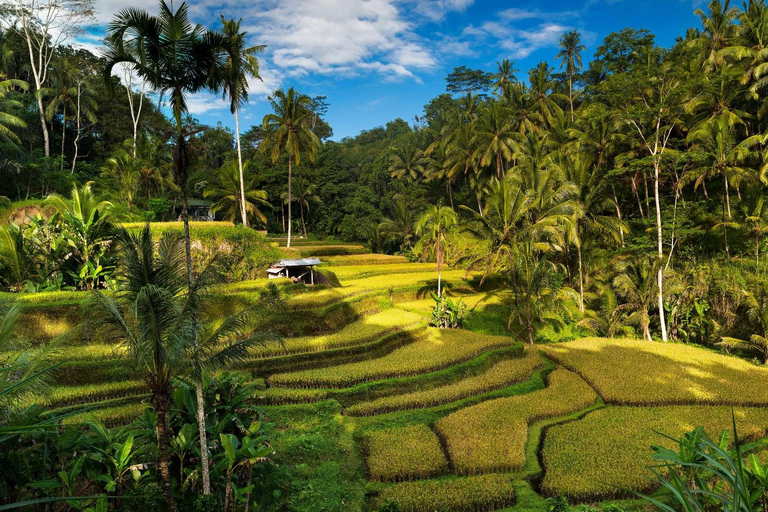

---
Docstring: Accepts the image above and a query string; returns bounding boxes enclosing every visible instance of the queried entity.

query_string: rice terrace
[5,0,768,511]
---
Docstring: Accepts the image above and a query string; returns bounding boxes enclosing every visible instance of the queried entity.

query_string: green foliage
[429,292,466,328]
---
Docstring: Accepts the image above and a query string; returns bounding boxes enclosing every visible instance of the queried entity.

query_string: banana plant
[217,422,273,512]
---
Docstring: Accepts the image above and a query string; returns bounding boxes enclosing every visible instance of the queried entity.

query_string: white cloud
[411,0,474,22]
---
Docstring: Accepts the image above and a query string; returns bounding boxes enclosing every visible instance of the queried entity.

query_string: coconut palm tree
[39,68,76,172]
[282,176,320,237]
[205,159,271,226]
[219,16,266,228]
[744,193,768,266]
[720,279,768,363]
[555,152,627,311]
[379,199,417,251]
[103,1,230,495]
[491,59,518,97]
[472,102,517,178]
[260,87,320,248]
[0,78,28,150]
[613,258,659,341]
[388,142,427,181]
[92,227,281,510]
[414,205,457,297]
[556,30,585,121]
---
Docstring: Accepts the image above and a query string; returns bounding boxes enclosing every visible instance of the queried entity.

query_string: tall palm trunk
[613,185,625,247]
[577,240,585,312]
[287,155,293,248]
[235,106,248,227]
[60,103,66,173]
[177,134,211,495]
[154,395,177,512]
[437,238,443,298]
[653,162,668,342]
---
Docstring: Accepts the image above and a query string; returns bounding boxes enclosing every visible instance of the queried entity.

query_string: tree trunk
[178,134,212,495]
[724,172,732,220]
[632,176,645,219]
[643,312,652,341]
[36,91,51,157]
[154,397,177,512]
[235,106,248,227]
[654,162,668,342]
[60,103,66,173]
[577,242,585,312]
[568,74,574,122]
[70,83,81,175]
[437,237,443,298]
[287,155,293,248]
[613,185,625,247]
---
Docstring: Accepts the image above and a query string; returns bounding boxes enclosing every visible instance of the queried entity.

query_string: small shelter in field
[266,258,322,284]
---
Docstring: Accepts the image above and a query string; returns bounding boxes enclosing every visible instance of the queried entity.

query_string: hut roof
[273,258,322,268]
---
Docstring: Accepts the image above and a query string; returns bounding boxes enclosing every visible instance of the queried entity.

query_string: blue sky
[88,0,706,140]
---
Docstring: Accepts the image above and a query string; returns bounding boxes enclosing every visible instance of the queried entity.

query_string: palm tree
[205,159,271,226]
[491,59,518,97]
[686,115,761,223]
[92,227,281,509]
[613,258,659,341]
[0,78,28,150]
[103,1,230,495]
[461,174,580,283]
[0,223,32,291]
[388,142,427,181]
[39,68,76,172]
[720,279,768,363]
[528,62,566,126]
[379,199,417,251]
[507,243,576,344]
[414,205,457,297]
[260,87,320,248]
[745,193,768,266]
[101,151,138,211]
[472,102,517,178]
[556,152,627,311]
[282,176,320,237]
[219,16,266,228]
[556,30,585,121]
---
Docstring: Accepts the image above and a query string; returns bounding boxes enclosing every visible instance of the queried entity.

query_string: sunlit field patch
[542,338,768,405]
[435,369,598,474]
[247,309,421,358]
[375,474,516,512]
[346,348,543,416]
[541,405,768,500]
[321,254,409,265]
[324,263,436,280]
[268,328,514,388]
[366,424,448,482]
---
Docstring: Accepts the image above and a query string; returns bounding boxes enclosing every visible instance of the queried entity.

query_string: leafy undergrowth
[542,338,768,405]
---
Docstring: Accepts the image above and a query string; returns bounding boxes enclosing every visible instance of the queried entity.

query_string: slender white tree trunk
[235,106,248,227]
[577,242,584,312]
[60,103,66,172]
[654,162,668,342]
[71,83,82,174]
[287,155,292,248]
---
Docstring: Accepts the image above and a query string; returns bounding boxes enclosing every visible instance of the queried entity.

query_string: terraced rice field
[18,242,768,511]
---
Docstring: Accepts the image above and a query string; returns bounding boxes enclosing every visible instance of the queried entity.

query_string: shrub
[268,328,514,389]
[540,405,768,500]
[429,292,466,329]
[375,474,515,512]
[366,424,448,482]
[434,369,597,474]
[346,348,543,416]
[542,338,768,405]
